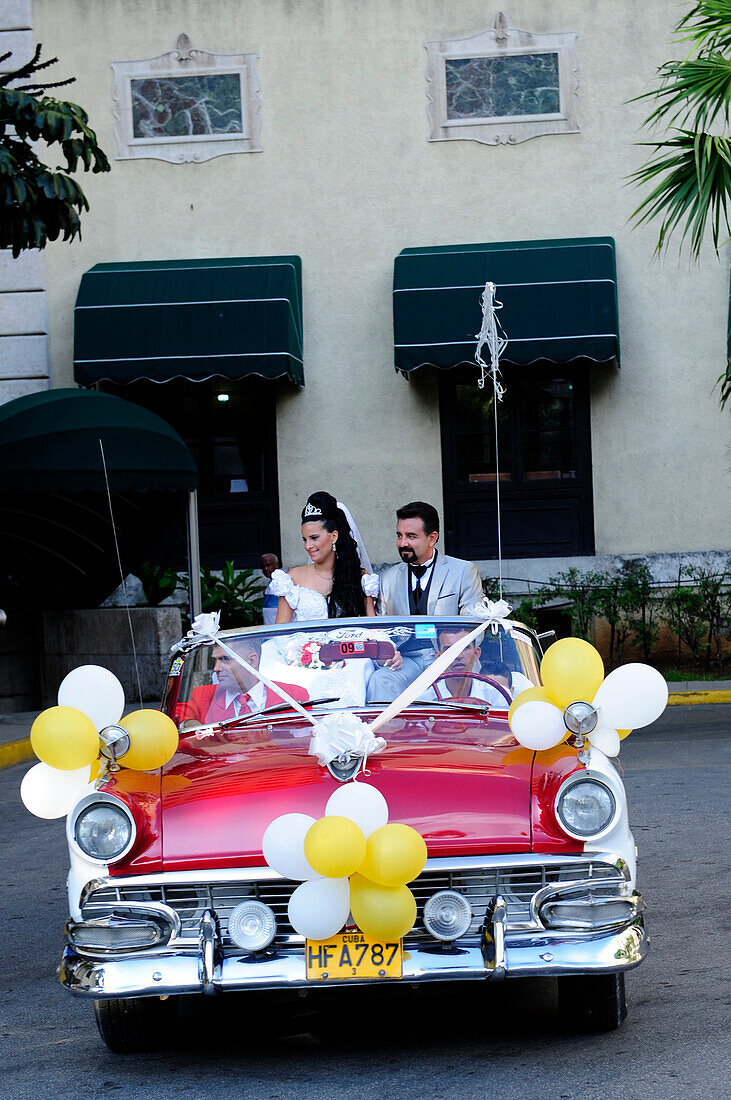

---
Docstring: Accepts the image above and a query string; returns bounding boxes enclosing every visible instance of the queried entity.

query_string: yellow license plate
[305,931,402,981]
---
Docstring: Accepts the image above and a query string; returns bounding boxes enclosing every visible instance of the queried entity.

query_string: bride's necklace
[313,563,333,581]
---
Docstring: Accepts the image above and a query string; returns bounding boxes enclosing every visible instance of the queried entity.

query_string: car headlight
[555,777,617,840]
[72,797,135,862]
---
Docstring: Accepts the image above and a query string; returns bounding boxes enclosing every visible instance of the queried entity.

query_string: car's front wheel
[94,996,179,1053]
[557,972,627,1032]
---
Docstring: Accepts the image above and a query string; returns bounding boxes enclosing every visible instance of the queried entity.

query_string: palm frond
[629,130,731,258]
[716,360,731,406]
[635,55,731,131]
[678,1,731,52]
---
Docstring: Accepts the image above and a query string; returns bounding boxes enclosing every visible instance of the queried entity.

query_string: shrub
[546,566,602,640]
[136,562,180,607]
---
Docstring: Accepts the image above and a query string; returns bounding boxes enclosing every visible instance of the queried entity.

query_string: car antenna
[99,438,144,709]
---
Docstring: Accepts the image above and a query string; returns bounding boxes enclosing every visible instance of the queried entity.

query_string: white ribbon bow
[467,597,513,634]
[188,611,221,639]
[309,711,386,769]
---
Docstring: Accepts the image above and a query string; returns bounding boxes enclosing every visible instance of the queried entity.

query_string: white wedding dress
[268,568,379,621]
[264,569,380,707]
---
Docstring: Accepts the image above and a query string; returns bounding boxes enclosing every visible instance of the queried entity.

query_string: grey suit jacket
[378,553,484,616]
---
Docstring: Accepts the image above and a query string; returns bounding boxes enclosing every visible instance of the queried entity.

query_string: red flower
[301,651,313,666]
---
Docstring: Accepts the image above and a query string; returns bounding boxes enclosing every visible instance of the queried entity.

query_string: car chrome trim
[482,894,507,977]
[531,878,643,929]
[58,915,648,999]
[77,850,631,908]
[66,906,176,954]
[198,909,220,995]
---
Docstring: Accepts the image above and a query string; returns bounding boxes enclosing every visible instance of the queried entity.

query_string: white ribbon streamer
[187,613,317,726]
[475,281,508,396]
[370,619,494,734]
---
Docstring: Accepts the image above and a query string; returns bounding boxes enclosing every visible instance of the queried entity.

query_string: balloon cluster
[21,664,179,820]
[262,783,427,942]
[508,638,668,757]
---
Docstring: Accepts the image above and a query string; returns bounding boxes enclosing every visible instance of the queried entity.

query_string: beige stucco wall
[31,0,731,568]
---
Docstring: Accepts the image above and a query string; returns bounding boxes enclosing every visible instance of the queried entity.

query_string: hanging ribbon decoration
[475,280,508,604]
[475,281,507,396]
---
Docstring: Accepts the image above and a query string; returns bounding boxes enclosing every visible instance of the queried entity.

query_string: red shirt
[176,681,309,727]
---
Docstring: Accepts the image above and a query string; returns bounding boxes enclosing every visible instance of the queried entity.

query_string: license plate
[305,931,402,981]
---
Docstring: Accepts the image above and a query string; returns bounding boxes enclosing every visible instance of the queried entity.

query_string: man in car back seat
[176,637,309,729]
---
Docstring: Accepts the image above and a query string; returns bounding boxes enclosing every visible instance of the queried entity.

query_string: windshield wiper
[218,696,341,726]
[367,699,491,715]
[181,697,342,737]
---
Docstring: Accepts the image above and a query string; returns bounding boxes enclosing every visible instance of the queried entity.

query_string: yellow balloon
[30,705,99,771]
[358,823,427,887]
[119,709,179,771]
[540,638,604,709]
[350,875,417,940]
[618,728,632,741]
[507,685,557,723]
[304,815,366,878]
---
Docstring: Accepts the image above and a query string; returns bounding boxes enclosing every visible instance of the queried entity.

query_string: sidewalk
[2,683,729,771]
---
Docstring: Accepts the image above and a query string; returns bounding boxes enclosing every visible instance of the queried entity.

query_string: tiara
[303,501,323,518]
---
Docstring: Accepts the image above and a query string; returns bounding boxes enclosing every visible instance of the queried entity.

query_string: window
[112,34,262,162]
[426,13,579,145]
[440,367,594,559]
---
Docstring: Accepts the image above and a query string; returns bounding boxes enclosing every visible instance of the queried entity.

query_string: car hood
[150,714,572,871]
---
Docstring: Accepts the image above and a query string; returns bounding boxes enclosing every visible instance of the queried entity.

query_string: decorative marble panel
[426,12,579,145]
[112,34,261,162]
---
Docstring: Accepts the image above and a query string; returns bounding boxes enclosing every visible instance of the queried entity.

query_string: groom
[379,501,483,616]
[368,502,484,700]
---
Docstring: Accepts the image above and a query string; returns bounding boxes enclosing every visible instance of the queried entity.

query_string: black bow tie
[410,564,427,578]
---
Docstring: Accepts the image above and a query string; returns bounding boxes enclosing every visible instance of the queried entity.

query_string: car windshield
[166,617,541,732]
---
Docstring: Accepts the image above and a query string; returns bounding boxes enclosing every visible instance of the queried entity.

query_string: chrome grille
[82,860,622,946]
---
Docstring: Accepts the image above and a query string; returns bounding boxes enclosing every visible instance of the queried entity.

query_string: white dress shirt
[409,551,437,591]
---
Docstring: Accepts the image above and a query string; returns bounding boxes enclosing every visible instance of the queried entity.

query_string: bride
[271,491,379,622]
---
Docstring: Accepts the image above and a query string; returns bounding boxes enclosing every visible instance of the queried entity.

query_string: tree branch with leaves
[630,2,731,406]
[0,45,110,257]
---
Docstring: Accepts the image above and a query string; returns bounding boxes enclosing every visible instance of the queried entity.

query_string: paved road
[1,706,728,1099]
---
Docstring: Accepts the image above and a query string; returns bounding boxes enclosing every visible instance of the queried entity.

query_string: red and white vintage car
[58,615,647,1051]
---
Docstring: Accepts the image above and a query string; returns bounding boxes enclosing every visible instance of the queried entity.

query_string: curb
[0,689,728,772]
[0,737,34,770]
[667,690,731,706]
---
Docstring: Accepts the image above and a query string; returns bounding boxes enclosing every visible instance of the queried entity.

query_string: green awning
[393,237,619,372]
[0,387,198,492]
[74,256,304,387]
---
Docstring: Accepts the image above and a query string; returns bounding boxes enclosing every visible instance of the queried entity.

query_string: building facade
[4,0,730,585]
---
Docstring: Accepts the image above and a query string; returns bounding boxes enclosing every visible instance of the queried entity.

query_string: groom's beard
[399,548,416,563]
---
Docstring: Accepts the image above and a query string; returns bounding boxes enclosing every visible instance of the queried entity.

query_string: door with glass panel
[439,366,595,559]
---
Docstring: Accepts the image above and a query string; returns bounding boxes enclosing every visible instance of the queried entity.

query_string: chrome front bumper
[59,910,648,1000]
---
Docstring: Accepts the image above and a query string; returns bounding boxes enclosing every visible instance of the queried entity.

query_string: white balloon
[510,700,567,751]
[288,877,351,940]
[262,813,319,880]
[325,782,389,837]
[593,664,668,730]
[588,726,621,757]
[20,761,92,819]
[58,665,125,731]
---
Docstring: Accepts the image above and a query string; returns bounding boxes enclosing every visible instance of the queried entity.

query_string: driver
[176,638,309,729]
[419,629,509,706]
